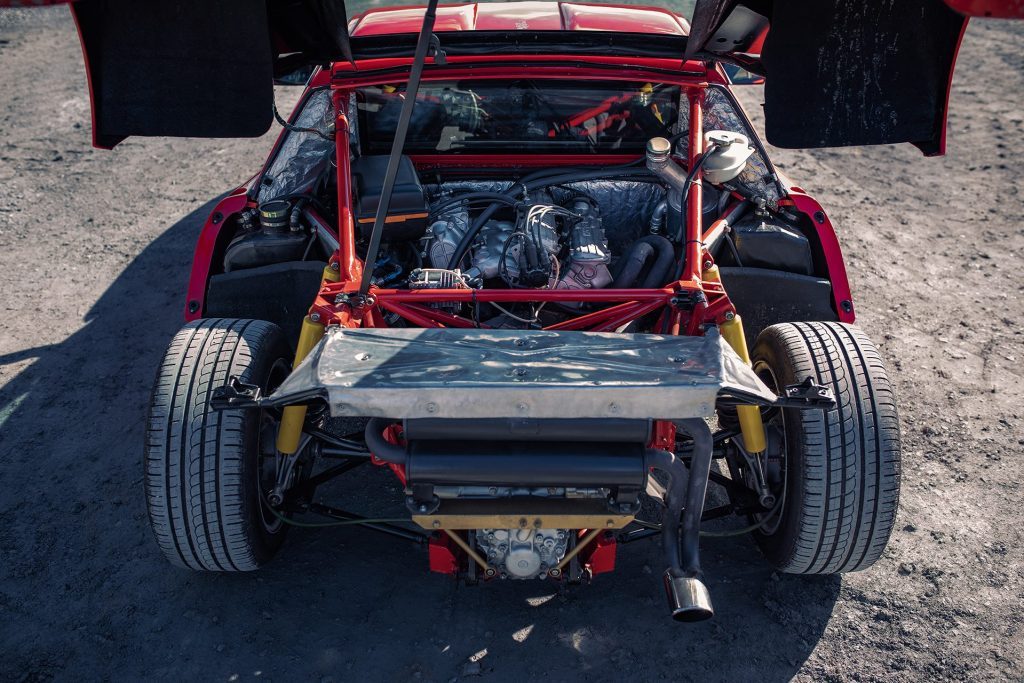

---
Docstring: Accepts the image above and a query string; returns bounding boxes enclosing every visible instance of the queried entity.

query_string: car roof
[348,2,690,37]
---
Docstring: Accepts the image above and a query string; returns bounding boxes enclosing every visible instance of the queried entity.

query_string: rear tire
[145,318,292,571]
[750,322,900,574]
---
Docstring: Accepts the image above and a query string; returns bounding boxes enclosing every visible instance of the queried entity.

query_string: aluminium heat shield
[263,327,777,419]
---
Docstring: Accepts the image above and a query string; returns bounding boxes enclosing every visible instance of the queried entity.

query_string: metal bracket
[716,376,835,410]
[209,376,266,410]
[781,376,835,407]
[334,292,376,308]
[669,290,707,311]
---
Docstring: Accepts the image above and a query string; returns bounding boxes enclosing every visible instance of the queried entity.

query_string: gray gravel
[1,7,1022,682]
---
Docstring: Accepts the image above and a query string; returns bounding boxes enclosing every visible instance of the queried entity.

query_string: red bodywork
[179,6,855,575]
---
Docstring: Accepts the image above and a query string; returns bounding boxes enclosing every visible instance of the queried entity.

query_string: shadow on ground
[0,201,839,681]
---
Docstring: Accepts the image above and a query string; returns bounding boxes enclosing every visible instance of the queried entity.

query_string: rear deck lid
[29,0,1021,153]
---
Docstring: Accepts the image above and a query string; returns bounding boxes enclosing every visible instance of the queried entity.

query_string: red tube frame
[311,84,733,335]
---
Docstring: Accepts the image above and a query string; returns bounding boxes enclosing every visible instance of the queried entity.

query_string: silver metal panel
[268,327,776,420]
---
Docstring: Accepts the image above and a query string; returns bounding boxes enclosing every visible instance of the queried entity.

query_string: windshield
[356,80,682,154]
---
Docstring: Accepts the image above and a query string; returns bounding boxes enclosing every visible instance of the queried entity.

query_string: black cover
[730,218,813,275]
[718,267,837,348]
[687,0,967,154]
[404,418,652,443]
[72,0,274,148]
[407,440,647,488]
[205,261,326,348]
[351,155,429,241]
[760,0,965,154]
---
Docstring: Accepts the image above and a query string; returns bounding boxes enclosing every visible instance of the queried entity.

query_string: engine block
[475,528,569,579]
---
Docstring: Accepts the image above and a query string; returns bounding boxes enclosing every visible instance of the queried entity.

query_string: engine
[424,195,611,292]
[475,528,569,580]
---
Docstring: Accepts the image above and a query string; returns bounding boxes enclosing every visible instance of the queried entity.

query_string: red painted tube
[592,300,665,332]
[333,90,362,283]
[370,287,680,304]
[684,89,704,283]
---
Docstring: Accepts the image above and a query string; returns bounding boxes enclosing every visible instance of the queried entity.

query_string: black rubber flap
[761,0,965,154]
[688,0,967,154]
[72,0,275,148]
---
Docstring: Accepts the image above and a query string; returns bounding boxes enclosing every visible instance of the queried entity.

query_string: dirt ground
[1,7,1022,682]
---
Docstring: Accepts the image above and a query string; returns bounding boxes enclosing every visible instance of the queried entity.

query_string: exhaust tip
[663,571,714,622]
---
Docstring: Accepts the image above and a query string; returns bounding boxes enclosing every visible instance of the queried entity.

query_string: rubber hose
[636,234,676,289]
[364,418,407,465]
[612,240,654,289]
[446,166,655,270]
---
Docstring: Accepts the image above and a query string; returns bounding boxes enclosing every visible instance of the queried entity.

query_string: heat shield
[264,327,777,419]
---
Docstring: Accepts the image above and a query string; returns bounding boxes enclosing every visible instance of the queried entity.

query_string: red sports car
[26,0,1018,621]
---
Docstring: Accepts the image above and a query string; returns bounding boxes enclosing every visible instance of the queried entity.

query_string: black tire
[145,318,292,571]
[749,321,900,574]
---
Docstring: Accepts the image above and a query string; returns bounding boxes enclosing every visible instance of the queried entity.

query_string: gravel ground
[1,7,1022,682]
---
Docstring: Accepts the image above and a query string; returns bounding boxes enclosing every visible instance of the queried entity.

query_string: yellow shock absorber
[704,264,767,454]
[275,263,340,455]
[718,315,767,454]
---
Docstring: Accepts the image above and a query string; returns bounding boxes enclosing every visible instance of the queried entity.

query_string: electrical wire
[273,100,334,142]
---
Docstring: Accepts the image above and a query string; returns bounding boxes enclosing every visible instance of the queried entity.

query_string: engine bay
[213,79,825,337]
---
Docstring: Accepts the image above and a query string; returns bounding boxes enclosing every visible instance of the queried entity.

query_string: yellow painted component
[276,264,340,454]
[275,315,326,454]
[322,263,341,283]
[719,314,768,453]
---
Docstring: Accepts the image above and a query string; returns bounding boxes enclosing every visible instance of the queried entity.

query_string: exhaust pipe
[646,418,715,622]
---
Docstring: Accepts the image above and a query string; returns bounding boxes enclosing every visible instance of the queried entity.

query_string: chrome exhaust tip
[663,571,714,622]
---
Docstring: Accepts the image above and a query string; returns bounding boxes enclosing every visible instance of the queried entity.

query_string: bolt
[329,261,340,271]
[513,368,527,377]
[533,518,542,529]
[187,300,200,314]
[724,311,735,321]
[841,299,854,313]
[432,520,441,528]
[425,402,438,413]
[549,568,561,578]
[519,517,528,529]
[309,312,321,323]
[608,403,620,414]
[516,402,529,413]
[484,567,497,577]
[703,260,713,269]
[211,212,223,225]
[606,519,616,528]
[813,210,826,224]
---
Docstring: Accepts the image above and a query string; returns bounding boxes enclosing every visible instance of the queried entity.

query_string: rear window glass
[356,80,682,154]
